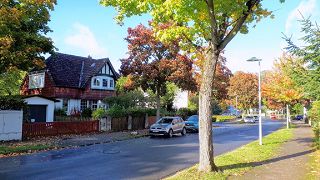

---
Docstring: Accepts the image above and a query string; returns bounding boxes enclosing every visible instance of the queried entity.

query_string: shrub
[104,90,146,109]
[127,107,147,117]
[145,108,157,116]
[106,105,128,118]
[55,108,67,116]
[309,101,320,149]
[92,108,107,119]
[0,96,26,110]
[81,108,92,118]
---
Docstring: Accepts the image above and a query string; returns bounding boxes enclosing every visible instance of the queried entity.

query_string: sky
[47,0,320,73]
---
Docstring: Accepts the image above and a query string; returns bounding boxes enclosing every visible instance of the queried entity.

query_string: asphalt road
[0,119,285,180]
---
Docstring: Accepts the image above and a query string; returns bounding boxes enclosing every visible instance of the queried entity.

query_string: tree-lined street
[0,119,284,180]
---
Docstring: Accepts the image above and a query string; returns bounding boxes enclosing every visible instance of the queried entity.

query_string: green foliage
[0,0,56,74]
[284,18,320,100]
[213,115,236,122]
[106,105,128,118]
[212,101,222,115]
[81,108,92,118]
[176,108,198,120]
[188,94,198,110]
[308,101,320,149]
[0,69,26,96]
[147,82,179,111]
[166,128,293,180]
[54,109,67,117]
[291,103,303,115]
[104,90,146,109]
[92,108,107,119]
[127,107,147,117]
[0,96,26,110]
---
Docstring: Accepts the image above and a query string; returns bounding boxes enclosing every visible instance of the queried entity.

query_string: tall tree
[120,24,196,120]
[101,0,285,172]
[284,17,320,101]
[228,71,258,112]
[0,0,56,74]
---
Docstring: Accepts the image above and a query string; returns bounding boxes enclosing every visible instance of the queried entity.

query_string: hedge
[0,96,26,110]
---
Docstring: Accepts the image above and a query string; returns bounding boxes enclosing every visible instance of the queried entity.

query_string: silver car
[244,116,255,123]
[149,117,187,138]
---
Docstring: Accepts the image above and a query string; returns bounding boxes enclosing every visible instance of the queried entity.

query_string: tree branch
[218,0,260,51]
[207,0,218,45]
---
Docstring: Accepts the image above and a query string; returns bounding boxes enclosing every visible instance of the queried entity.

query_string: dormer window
[29,73,45,89]
[91,76,114,90]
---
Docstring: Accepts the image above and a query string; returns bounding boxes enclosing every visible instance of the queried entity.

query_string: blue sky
[47,0,319,73]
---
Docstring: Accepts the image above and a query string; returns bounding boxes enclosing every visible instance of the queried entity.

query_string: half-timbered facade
[21,53,119,115]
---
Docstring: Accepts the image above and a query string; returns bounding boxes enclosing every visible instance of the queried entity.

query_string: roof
[23,95,60,102]
[45,53,119,89]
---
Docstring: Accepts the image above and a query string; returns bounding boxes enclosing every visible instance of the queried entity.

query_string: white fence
[0,110,23,141]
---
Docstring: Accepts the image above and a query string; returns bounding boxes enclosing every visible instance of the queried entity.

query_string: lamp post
[247,57,262,145]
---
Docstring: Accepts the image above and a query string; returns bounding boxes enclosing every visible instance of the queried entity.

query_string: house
[21,53,119,119]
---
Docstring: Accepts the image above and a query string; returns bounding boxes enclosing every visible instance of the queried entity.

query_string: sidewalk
[230,121,315,180]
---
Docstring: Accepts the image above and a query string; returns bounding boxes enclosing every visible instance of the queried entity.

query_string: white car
[244,116,255,123]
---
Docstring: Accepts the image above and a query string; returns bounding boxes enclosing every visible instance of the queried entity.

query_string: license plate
[152,130,159,132]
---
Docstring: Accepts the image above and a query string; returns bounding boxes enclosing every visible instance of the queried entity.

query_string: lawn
[166,128,293,180]
[0,144,51,155]
[212,115,236,122]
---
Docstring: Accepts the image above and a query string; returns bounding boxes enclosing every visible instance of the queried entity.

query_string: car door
[172,119,179,133]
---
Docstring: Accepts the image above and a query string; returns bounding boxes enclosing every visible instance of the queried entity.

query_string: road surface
[0,119,285,180]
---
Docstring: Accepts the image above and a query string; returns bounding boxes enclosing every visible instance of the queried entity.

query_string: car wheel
[168,129,173,138]
[181,128,186,136]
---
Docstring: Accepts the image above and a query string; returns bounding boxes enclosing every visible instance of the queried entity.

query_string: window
[110,79,114,88]
[29,73,45,89]
[80,100,87,111]
[103,79,108,87]
[93,78,101,86]
[91,100,98,110]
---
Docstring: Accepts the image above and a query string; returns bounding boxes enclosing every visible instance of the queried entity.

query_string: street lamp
[247,57,263,145]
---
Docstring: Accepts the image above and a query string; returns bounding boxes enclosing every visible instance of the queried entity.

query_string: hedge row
[0,96,26,110]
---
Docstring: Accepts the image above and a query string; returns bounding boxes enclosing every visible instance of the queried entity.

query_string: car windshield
[158,118,173,124]
[246,116,253,118]
[187,115,198,122]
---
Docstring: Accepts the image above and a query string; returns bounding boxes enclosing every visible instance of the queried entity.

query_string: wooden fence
[23,121,99,139]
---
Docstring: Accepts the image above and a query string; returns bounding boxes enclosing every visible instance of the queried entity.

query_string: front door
[28,105,47,122]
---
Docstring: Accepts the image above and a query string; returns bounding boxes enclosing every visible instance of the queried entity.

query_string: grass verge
[306,150,320,179]
[166,128,293,180]
[0,144,51,155]
[213,115,236,122]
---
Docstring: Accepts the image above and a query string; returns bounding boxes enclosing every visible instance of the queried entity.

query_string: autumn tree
[101,0,285,172]
[262,56,303,128]
[120,24,196,120]
[227,71,258,112]
[0,0,56,74]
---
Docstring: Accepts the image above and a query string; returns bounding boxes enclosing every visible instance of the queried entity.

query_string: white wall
[0,111,23,141]
[55,98,63,109]
[173,90,188,109]
[24,97,55,122]
[68,99,81,115]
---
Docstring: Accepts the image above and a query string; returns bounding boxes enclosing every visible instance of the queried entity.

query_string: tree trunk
[156,93,161,120]
[198,44,219,172]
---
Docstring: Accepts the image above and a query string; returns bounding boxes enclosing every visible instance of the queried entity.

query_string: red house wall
[21,73,115,100]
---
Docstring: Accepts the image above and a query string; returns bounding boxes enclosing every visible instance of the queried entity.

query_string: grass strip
[213,115,236,122]
[166,128,293,180]
[306,149,320,179]
[0,144,51,155]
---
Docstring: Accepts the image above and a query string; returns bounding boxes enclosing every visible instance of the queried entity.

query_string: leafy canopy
[101,0,282,51]
[0,0,56,74]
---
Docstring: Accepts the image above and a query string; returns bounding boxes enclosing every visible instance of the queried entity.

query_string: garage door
[28,105,47,122]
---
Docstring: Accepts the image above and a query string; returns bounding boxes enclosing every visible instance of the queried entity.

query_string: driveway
[0,119,285,180]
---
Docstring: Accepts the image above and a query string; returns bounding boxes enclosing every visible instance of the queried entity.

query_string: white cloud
[64,23,108,58]
[285,0,317,33]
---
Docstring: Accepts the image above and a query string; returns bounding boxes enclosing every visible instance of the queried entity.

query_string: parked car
[185,115,199,132]
[294,115,303,120]
[244,116,255,123]
[149,117,186,138]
